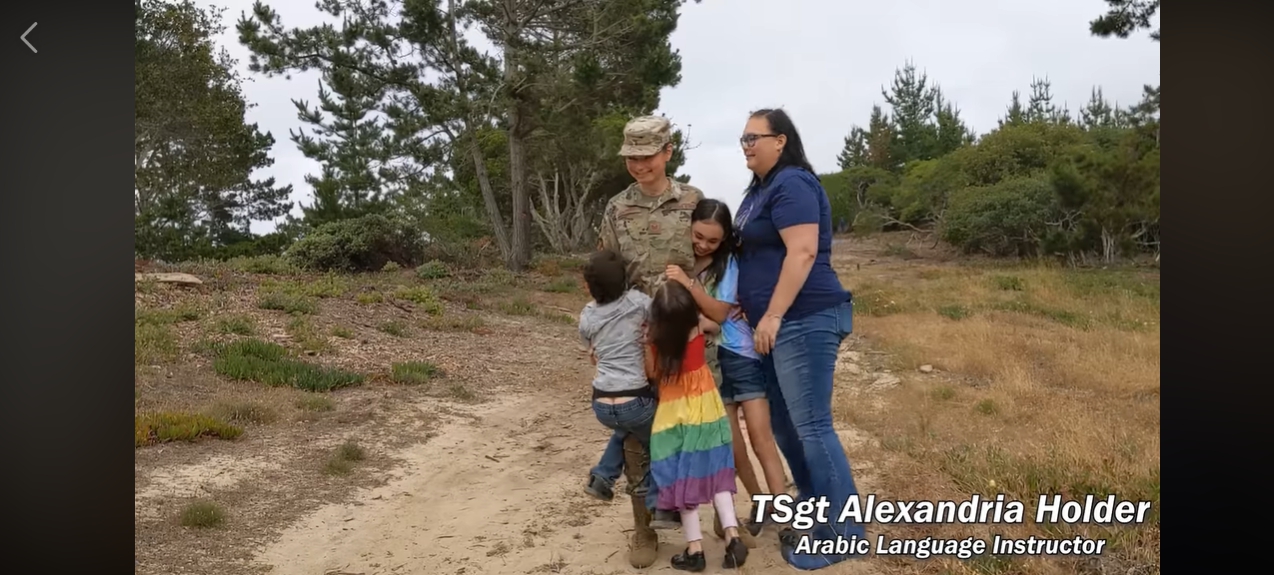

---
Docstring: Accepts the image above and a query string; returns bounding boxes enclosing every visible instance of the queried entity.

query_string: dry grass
[133,255,595,451]
[324,440,367,476]
[135,254,603,575]
[831,241,1159,575]
[286,316,336,355]
[419,312,487,333]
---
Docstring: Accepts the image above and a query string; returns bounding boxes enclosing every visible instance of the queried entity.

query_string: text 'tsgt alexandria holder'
[752,493,1154,527]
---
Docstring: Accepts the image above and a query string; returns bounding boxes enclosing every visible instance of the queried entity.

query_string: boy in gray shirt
[579,250,660,514]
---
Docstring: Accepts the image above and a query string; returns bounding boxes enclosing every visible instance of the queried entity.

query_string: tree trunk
[530,171,567,254]
[504,54,532,271]
[1100,226,1117,263]
[530,168,602,254]
[468,136,512,261]
[447,0,511,264]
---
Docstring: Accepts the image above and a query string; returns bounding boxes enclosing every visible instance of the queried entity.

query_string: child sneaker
[584,474,614,501]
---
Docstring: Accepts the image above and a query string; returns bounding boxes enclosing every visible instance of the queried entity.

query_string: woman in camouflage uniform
[594,115,702,569]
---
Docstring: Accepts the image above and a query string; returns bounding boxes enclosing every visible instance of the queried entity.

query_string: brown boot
[629,498,659,568]
[622,435,658,568]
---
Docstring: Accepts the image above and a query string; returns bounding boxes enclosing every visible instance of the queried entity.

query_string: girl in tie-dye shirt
[663,199,789,538]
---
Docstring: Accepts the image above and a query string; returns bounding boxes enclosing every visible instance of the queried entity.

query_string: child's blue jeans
[590,396,659,511]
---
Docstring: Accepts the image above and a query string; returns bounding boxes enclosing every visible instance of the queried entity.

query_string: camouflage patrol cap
[619,115,673,157]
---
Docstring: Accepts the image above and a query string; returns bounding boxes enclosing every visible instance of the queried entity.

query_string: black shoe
[584,474,614,501]
[723,536,749,569]
[779,527,804,548]
[650,508,681,530]
[670,548,706,572]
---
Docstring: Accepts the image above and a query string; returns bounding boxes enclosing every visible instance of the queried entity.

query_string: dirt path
[251,390,814,574]
[248,367,891,575]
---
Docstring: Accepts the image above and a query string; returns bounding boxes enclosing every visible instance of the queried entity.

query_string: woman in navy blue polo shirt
[733,108,866,569]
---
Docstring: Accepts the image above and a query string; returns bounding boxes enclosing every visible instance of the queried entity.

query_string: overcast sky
[207,0,1160,234]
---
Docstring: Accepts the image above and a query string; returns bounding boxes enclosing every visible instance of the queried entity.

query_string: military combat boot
[623,435,658,568]
[629,497,659,568]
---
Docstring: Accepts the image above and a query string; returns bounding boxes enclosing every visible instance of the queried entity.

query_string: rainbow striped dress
[649,333,737,511]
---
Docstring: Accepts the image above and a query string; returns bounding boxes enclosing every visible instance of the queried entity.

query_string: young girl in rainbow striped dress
[645,280,749,571]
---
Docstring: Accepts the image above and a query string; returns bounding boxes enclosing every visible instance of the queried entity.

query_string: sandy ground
[249,391,883,574]
[136,341,887,575]
[135,237,928,575]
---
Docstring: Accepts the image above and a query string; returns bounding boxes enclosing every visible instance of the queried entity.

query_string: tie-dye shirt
[700,256,758,360]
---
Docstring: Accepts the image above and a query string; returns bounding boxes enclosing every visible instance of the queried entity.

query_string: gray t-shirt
[579,289,652,394]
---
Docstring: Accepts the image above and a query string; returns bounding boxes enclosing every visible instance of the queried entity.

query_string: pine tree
[1090,0,1159,42]
[837,126,870,170]
[999,90,1026,128]
[1089,0,1159,142]
[290,69,407,227]
[864,105,897,171]
[239,0,696,270]
[933,88,975,155]
[1025,77,1061,124]
[881,60,939,166]
[1079,87,1116,129]
[135,0,292,260]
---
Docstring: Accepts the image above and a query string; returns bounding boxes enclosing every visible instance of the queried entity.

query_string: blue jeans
[762,300,866,568]
[590,397,659,511]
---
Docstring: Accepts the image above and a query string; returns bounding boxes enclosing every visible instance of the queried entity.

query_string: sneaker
[650,508,681,530]
[670,548,706,572]
[584,474,614,501]
[723,536,749,569]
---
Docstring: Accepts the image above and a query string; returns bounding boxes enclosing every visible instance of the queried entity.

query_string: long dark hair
[747,108,816,188]
[691,199,735,291]
[647,280,700,381]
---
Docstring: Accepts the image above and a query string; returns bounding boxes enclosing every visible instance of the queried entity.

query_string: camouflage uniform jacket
[598,178,704,297]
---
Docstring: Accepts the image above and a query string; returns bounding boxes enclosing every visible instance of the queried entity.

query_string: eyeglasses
[739,133,779,148]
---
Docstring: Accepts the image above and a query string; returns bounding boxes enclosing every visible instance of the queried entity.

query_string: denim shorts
[717,346,767,405]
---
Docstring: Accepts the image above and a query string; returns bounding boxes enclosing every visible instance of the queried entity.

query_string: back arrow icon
[21,22,36,53]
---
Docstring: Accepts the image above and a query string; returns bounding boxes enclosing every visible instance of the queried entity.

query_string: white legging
[679,492,739,543]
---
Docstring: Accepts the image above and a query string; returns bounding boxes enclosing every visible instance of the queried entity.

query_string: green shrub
[285,214,425,272]
[391,361,443,384]
[415,260,450,279]
[941,176,1057,257]
[393,286,444,315]
[136,412,242,447]
[211,339,363,392]
[179,500,226,528]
